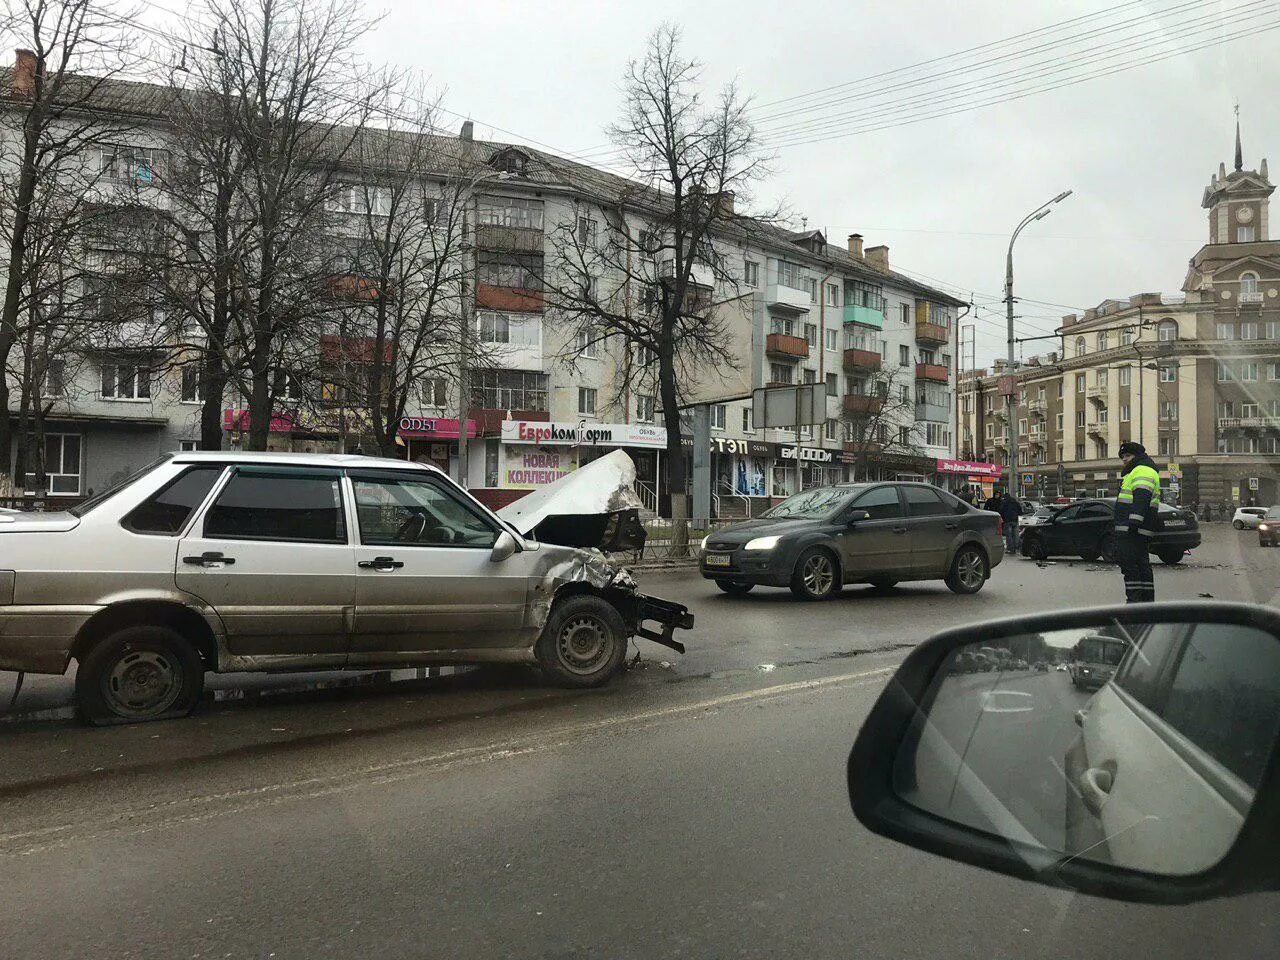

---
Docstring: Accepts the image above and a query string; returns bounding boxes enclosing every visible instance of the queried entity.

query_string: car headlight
[744,535,781,551]
[1261,524,1270,531]
[699,535,709,551]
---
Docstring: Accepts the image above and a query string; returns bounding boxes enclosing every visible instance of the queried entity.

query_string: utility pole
[1005,189,1072,496]
[457,192,475,488]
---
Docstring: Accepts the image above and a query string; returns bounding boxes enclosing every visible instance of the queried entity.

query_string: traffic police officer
[1116,440,1161,602]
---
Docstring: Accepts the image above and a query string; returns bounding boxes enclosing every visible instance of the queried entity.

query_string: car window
[69,456,170,516]
[903,485,949,518]
[1078,503,1111,519]
[1161,624,1280,790]
[1114,622,1187,711]
[762,486,856,520]
[122,466,224,535]
[351,473,498,548]
[203,470,346,544]
[851,486,903,520]
[1054,505,1080,521]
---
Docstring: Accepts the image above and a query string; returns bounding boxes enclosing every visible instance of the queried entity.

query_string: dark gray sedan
[699,482,1005,600]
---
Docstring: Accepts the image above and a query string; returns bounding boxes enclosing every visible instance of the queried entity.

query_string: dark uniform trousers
[1116,533,1154,603]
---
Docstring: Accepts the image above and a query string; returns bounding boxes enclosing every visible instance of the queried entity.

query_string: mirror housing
[845,509,871,526]
[489,530,520,563]
[847,602,1280,904]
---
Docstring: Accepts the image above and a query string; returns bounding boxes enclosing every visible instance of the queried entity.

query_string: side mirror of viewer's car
[847,602,1280,904]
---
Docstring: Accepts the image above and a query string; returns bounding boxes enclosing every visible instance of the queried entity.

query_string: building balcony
[1087,421,1106,438]
[842,348,881,373]
[475,284,544,312]
[843,440,883,455]
[765,380,794,389]
[915,401,948,422]
[326,274,388,302]
[1086,385,1107,403]
[915,362,949,383]
[992,408,1008,422]
[475,223,544,254]
[843,393,884,416]
[1219,416,1280,431]
[915,321,948,346]
[766,333,810,360]
[1027,398,1046,417]
[1239,291,1265,304]
[843,303,884,330]
[765,283,811,312]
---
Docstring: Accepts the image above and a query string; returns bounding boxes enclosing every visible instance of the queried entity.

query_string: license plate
[704,553,731,567]
[1164,521,1185,528]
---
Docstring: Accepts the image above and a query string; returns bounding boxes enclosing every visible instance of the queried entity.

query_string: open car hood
[497,449,647,552]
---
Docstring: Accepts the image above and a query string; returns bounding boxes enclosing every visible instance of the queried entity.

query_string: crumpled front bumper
[600,568,694,654]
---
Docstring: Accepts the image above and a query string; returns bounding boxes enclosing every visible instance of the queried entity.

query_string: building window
[1117,366,1131,387]
[807,278,818,303]
[825,372,839,397]
[898,426,911,447]
[577,387,597,416]
[1158,436,1176,456]
[1266,321,1280,340]
[1075,337,1086,357]
[1241,362,1259,382]
[1096,368,1108,388]
[178,440,199,452]
[802,368,817,384]
[825,328,838,351]
[1217,361,1232,382]
[1056,380,1063,399]
[176,365,201,403]
[476,196,544,230]
[1121,326,1135,345]
[1241,402,1260,418]
[575,330,599,358]
[275,370,304,402]
[1160,400,1178,420]
[1076,410,1086,427]
[1159,364,1176,383]
[100,361,151,400]
[899,385,910,403]
[1094,440,1108,459]
[1239,226,1257,243]
[824,419,839,441]
[472,370,549,411]
[1216,321,1236,340]
[900,303,911,325]
[986,423,994,439]
[1075,373,1086,392]
[576,216,597,246]
[1098,407,1108,424]
[1056,412,1064,430]
[803,323,818,347]
[421,377,447,408]
[899,345,910,367]
[1270,362,1280,382]
[770,317,795,337]
[478,311,540,347]
[27,433,81,495]
[101,145,163,183]
[1056,443,1064,462]
[769,362,793,385]
[636,394,654,423]
[825,283,840,307]
[925,422,950,447]
[709,403,726,431]
[742,407,753,432]
[1096,332,1108,351]
[743,259,759,286]
[1119,403,1130,422]
[1075,443,1086,460]
[1018,418,1028,434]
[1241,321,1260,340]
[40,359,65,398]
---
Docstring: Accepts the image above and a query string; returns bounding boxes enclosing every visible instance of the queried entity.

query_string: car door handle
[358,556,404,570]
[182,551,235,567]
[944,522,959,530]
[892,526,908,534]
[1077,766,1114,817]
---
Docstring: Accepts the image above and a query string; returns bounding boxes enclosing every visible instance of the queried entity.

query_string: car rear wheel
[1157,549,1184,565]
[945,545,988,595]
[715,579,754,596]
[1021,535,1047,561]
[1233,519,1245,530]
[76,625,205,726]
[1099,533,1118,563]
[536,595,628,688]
[790,547,840,601]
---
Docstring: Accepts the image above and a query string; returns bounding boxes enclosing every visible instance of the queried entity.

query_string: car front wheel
[790,547,840,601]
[1157,549,1184,565]
[1233,519,1245,530]
[1099,533,1118,563]
[76,625,205,726]
[946,545,988,595]
[1021,534,1047,561]
[537,595,628,688]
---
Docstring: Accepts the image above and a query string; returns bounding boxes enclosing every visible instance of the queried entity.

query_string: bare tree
[0,0,140,493]
[543,24,780,520]
[840,364,925,481]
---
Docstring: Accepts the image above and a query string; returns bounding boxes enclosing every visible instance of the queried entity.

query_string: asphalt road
[1,524,1277,958]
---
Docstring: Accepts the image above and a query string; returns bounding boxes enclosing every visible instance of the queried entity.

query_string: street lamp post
[1005,190,1072,496]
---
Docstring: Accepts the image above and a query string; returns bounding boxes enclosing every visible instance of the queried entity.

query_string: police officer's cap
[1118,440,1146,457]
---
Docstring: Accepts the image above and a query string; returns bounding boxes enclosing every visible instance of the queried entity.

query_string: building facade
[2,51,963,515]
[959,131,1280,508]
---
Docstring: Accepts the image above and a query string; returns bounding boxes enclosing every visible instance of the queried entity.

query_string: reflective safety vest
[1117,463,1161,534]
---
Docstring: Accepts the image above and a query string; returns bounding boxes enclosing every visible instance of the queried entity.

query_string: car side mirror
[847,602,1280,904]
[490,530,520,563]
[845,509,870,526]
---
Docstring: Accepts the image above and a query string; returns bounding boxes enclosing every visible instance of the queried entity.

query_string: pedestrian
[959,486,975,505]
[1116,440,1161,603]
[983,489,1001,513]
[998,489,1022,555]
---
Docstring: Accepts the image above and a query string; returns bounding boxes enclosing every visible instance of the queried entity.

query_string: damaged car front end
[498,450,694,663]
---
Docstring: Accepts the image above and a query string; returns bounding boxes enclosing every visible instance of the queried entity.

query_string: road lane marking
[1,666,894,856]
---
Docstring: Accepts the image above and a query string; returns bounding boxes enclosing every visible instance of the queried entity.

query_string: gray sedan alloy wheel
[791,548,839,600]
[945,546,988,595]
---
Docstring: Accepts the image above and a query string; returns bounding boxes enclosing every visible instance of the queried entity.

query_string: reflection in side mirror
[848,603,1280,903]
[490,530,519,563]
[846,509,870,525]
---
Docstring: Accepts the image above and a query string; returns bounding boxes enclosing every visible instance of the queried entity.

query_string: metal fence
[616,518,733,564]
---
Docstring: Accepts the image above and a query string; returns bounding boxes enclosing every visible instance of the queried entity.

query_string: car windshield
[762,486,857,520]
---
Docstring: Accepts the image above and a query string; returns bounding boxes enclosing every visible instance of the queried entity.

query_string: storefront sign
[223,409,296,433]
[779,446,835,464]
[501,420,666,448]
[935,458,1004,480]
[502,449,575,489]
[397,417,477,439]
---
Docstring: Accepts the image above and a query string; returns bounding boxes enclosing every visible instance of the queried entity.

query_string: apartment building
[1,51,963,515]
[959,129,1280,507]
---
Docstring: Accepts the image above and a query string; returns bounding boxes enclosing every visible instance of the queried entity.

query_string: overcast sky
[346,0,1280,367]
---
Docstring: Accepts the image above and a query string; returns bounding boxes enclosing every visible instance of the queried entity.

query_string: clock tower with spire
[1202,109,1273,244]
